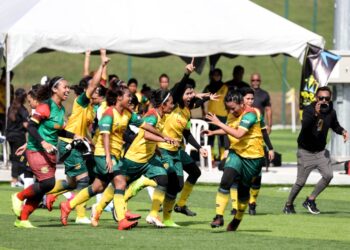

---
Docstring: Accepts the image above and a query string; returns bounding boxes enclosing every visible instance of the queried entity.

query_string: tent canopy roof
[1,0,325,70]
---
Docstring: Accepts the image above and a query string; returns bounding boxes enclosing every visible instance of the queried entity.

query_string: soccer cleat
[91,204,102,227]
[146,215,165,228]
[248,203,256,215]
[60,201,72,226]
[210,215,224,228]
[303,197,320,215]
[11,193,23,217]
[230,208,237,215]
[125,210,141,221]
[226,218,241,231]
[46,194,57,212]
[130,175,147,196]
[75,216,91,224]
[117,218,138,230]
[163,219,180,228]
[14,219,36,228]
[283,203,296,214]
[174,204,197,216]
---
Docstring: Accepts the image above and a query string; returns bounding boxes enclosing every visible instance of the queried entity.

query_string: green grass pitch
[1,183,350,249]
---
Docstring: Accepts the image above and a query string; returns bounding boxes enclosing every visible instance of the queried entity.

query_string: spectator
[225,65,249,91]
[6,88,29,187]
[0,67,15,133]
[202,68,228,162]
[283,86,349,215]
[250,73,272,134]
[159,73,169,90]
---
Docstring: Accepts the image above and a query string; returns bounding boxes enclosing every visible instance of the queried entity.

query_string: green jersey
[27,98,65,151]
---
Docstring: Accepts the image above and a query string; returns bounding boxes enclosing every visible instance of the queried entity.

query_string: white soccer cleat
[75,216,91,224]
[146,215,165,228]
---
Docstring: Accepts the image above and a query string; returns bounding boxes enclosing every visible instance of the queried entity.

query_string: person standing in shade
[250,73,272,134]
[225,65,250,92]
[283,86,348,215]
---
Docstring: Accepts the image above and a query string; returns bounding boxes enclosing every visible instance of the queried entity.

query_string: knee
[76,176,90,190]
[154,175,168,189]
[40,178,56,193]
[323,172,333,182]
[186,164,201,184]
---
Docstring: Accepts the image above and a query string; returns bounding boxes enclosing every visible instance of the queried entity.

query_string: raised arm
[86,49,110,98]
[83,50,91,77]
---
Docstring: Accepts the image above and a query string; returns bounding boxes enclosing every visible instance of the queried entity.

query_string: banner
[299,44,341,110]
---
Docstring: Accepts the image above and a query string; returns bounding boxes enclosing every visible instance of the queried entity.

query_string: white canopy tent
[0,0,324,109]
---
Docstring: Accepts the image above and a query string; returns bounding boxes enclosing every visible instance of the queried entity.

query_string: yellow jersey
[92,100,107,145]
[228,106,264,158]
[207,84,228,117]
[60,92,94,143]
[125,109,164,163]
[94,106,143,158]
[158,106,191,151]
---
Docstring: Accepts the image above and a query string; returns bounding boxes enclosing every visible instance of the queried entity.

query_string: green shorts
[94,155,121,178]
[159,148,194,177]
[58,140,88,178]
[224,150,264,187]
[121,154,167,183]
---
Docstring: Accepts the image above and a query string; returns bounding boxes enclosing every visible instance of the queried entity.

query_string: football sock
[235,200,248,220]
[96,185,114,213]
[113,189,126,221]
[75,201,87,218]
[149,187,165,217]
[47,180,69,195]
[163,197,176,221]
[216,189,230,216]
[69,186,94,209]
[249,188,260,204]
[177,181,194,207]
[20,197,41,220]
[230,187,238,211]
[17,185,36,201]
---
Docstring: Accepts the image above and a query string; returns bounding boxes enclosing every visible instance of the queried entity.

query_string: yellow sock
[96,185,114,213]
[177,181,194,207]
[124,176,157,201]
[249,188,260,204]
[216,190,229,216]
[149,188,165,217]
[163,197,176,221]
[76,202,87,218]
[235,200,248,220]
[47,180,69,194]
[230,187,238,211]
[113,190,126,221]
[69,187,91,209]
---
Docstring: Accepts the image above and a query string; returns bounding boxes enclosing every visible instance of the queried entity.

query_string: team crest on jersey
[163,163,169,169]
[74,164,81,170]
[54,124,63,129]
[40,166,49,174]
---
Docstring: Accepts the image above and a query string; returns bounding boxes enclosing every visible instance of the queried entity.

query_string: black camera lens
[320,103,329,114]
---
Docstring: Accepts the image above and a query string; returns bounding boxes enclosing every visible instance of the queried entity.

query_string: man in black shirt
[225,65,250,91]
[250,73,272,134]
[283,86,348,215]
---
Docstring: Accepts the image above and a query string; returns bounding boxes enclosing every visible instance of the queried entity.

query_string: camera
[320,103,330,114]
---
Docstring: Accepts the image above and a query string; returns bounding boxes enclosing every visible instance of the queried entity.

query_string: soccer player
[113,88,176,228]
[11,77,82,228]
[59,84,168,230]
[45,50,110,224]
[229,88,274,216]
[204,91,265,231]
[157,62,209,226]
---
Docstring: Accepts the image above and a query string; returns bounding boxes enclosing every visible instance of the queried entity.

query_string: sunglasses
[251,79,260,82]
[317,96,331,101]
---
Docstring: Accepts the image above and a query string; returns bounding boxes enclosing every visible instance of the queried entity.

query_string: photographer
[284,86,348,215]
